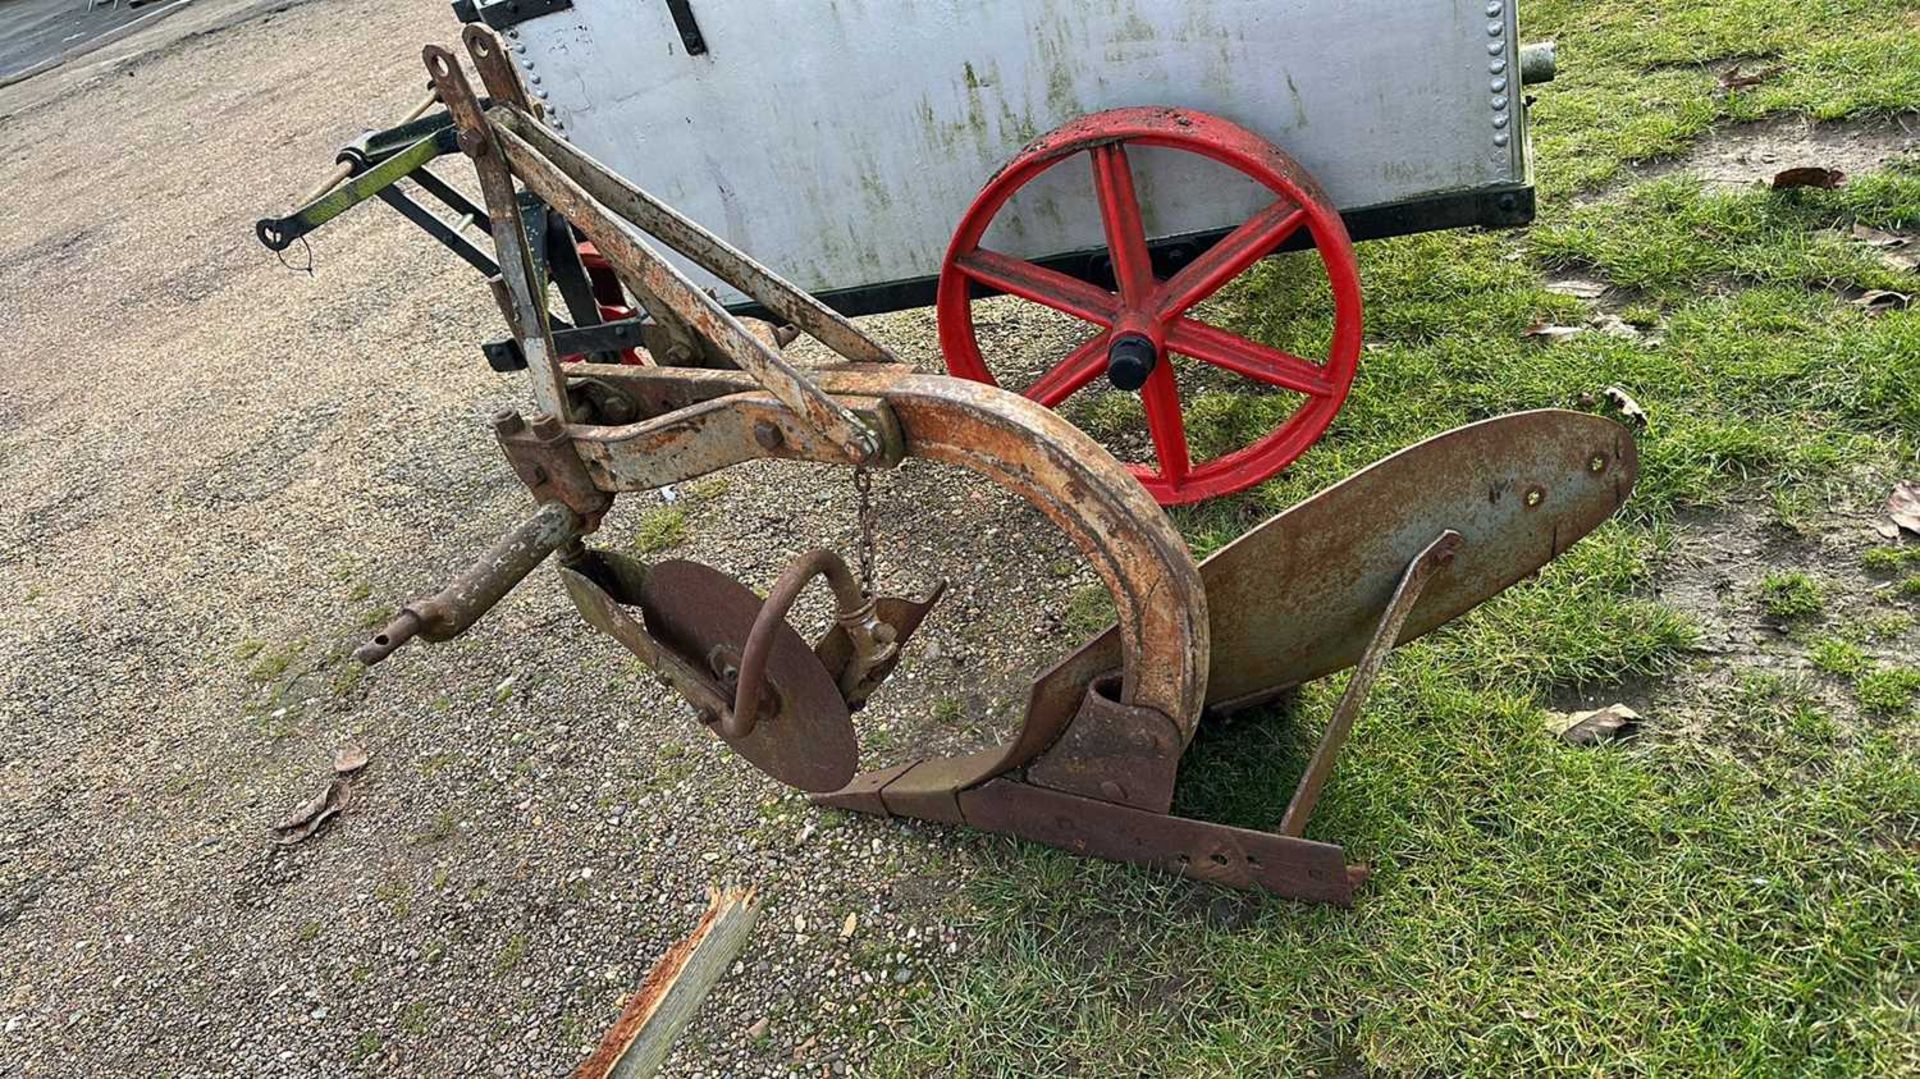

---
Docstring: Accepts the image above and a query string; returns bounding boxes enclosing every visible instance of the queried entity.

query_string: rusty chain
[853,465,877,599]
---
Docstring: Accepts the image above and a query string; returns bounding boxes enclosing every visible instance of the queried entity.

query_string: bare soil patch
[1630,112,1920,189]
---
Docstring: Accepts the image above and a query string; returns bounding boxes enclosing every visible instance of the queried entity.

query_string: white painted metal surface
[507,0,1528,305]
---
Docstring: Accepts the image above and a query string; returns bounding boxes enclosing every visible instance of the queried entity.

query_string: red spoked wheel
[936,107,1363,505]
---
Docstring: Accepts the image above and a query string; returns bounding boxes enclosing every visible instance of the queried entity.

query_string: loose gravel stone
[0,0,1110,1074]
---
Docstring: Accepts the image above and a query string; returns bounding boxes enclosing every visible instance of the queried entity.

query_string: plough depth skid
[358,32,1637,905]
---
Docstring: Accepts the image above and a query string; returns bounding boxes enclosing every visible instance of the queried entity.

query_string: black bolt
[1106,333,1158,392]
[492,409,525,436]
[753,421,785,450]
[530,413,565,440]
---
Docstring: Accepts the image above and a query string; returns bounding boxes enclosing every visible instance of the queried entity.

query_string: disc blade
[638,560,857,791]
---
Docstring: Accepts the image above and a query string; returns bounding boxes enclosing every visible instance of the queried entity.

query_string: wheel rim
[936,107,1363,505]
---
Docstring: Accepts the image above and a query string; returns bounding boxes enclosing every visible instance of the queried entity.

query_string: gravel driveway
[0,1,1099,1073]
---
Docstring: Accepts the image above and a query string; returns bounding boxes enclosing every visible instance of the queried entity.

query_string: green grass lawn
[879,2,1920,1075]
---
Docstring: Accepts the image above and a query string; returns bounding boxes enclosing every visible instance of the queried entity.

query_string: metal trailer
[261,0,1557,502]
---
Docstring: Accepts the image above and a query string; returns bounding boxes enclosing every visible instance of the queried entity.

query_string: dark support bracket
[408,166,490,234]
[544,209,622,364]
[453,0,573,31]
[374,186,500,277]
[664,0,708,55]
[482,315,651,371]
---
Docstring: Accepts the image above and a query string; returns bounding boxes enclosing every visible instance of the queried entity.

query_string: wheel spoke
[953,248,1120,326]
[1138,360,1191,484]
[1023,331,1112,408]
[1089,144,1156,305]
[1166,318,1333,396]
[1151,199,1306,317]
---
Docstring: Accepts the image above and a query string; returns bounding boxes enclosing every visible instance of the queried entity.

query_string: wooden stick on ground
[573,885,763,1079]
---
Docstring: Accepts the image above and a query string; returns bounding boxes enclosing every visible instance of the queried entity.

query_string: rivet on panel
[1487,40,1504,55]
[1492,114,1510,129]
[1490,57,1508,73]
[1487,21,1504,36]
[1494,132,1511,147]
[1491,95,1509,110]
[1491,76,1508,92]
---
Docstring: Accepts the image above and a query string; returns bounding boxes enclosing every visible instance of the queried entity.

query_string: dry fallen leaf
[1851,223,1912,249]
[1524,321,1583,341]
[1717,64,1784,91]
[1888,482,1920,538]
[332,742,370,776]
[1852,290,1912,315]
[275,785,335,832]
[1881,250,1920,274]
[1546,278,1609,300]
[1550,703,1641,745]
[1771,166,1846,190]
[1602,386,1648,427]
[840,912,858,941]
[273,778,352,846]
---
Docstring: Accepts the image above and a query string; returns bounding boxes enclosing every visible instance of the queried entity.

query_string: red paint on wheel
[937,107,1363,505]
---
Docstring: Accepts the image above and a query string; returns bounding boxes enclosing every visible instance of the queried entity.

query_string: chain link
[853,465,877,599]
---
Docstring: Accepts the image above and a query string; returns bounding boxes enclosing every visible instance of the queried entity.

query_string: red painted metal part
[571,241,647,365]
[936,107,1364,504]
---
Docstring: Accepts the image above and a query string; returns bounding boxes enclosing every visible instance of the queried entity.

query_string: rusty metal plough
[353,29,1637,906]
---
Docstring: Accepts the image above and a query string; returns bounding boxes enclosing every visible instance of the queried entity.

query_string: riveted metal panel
[507,0,1528,306]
